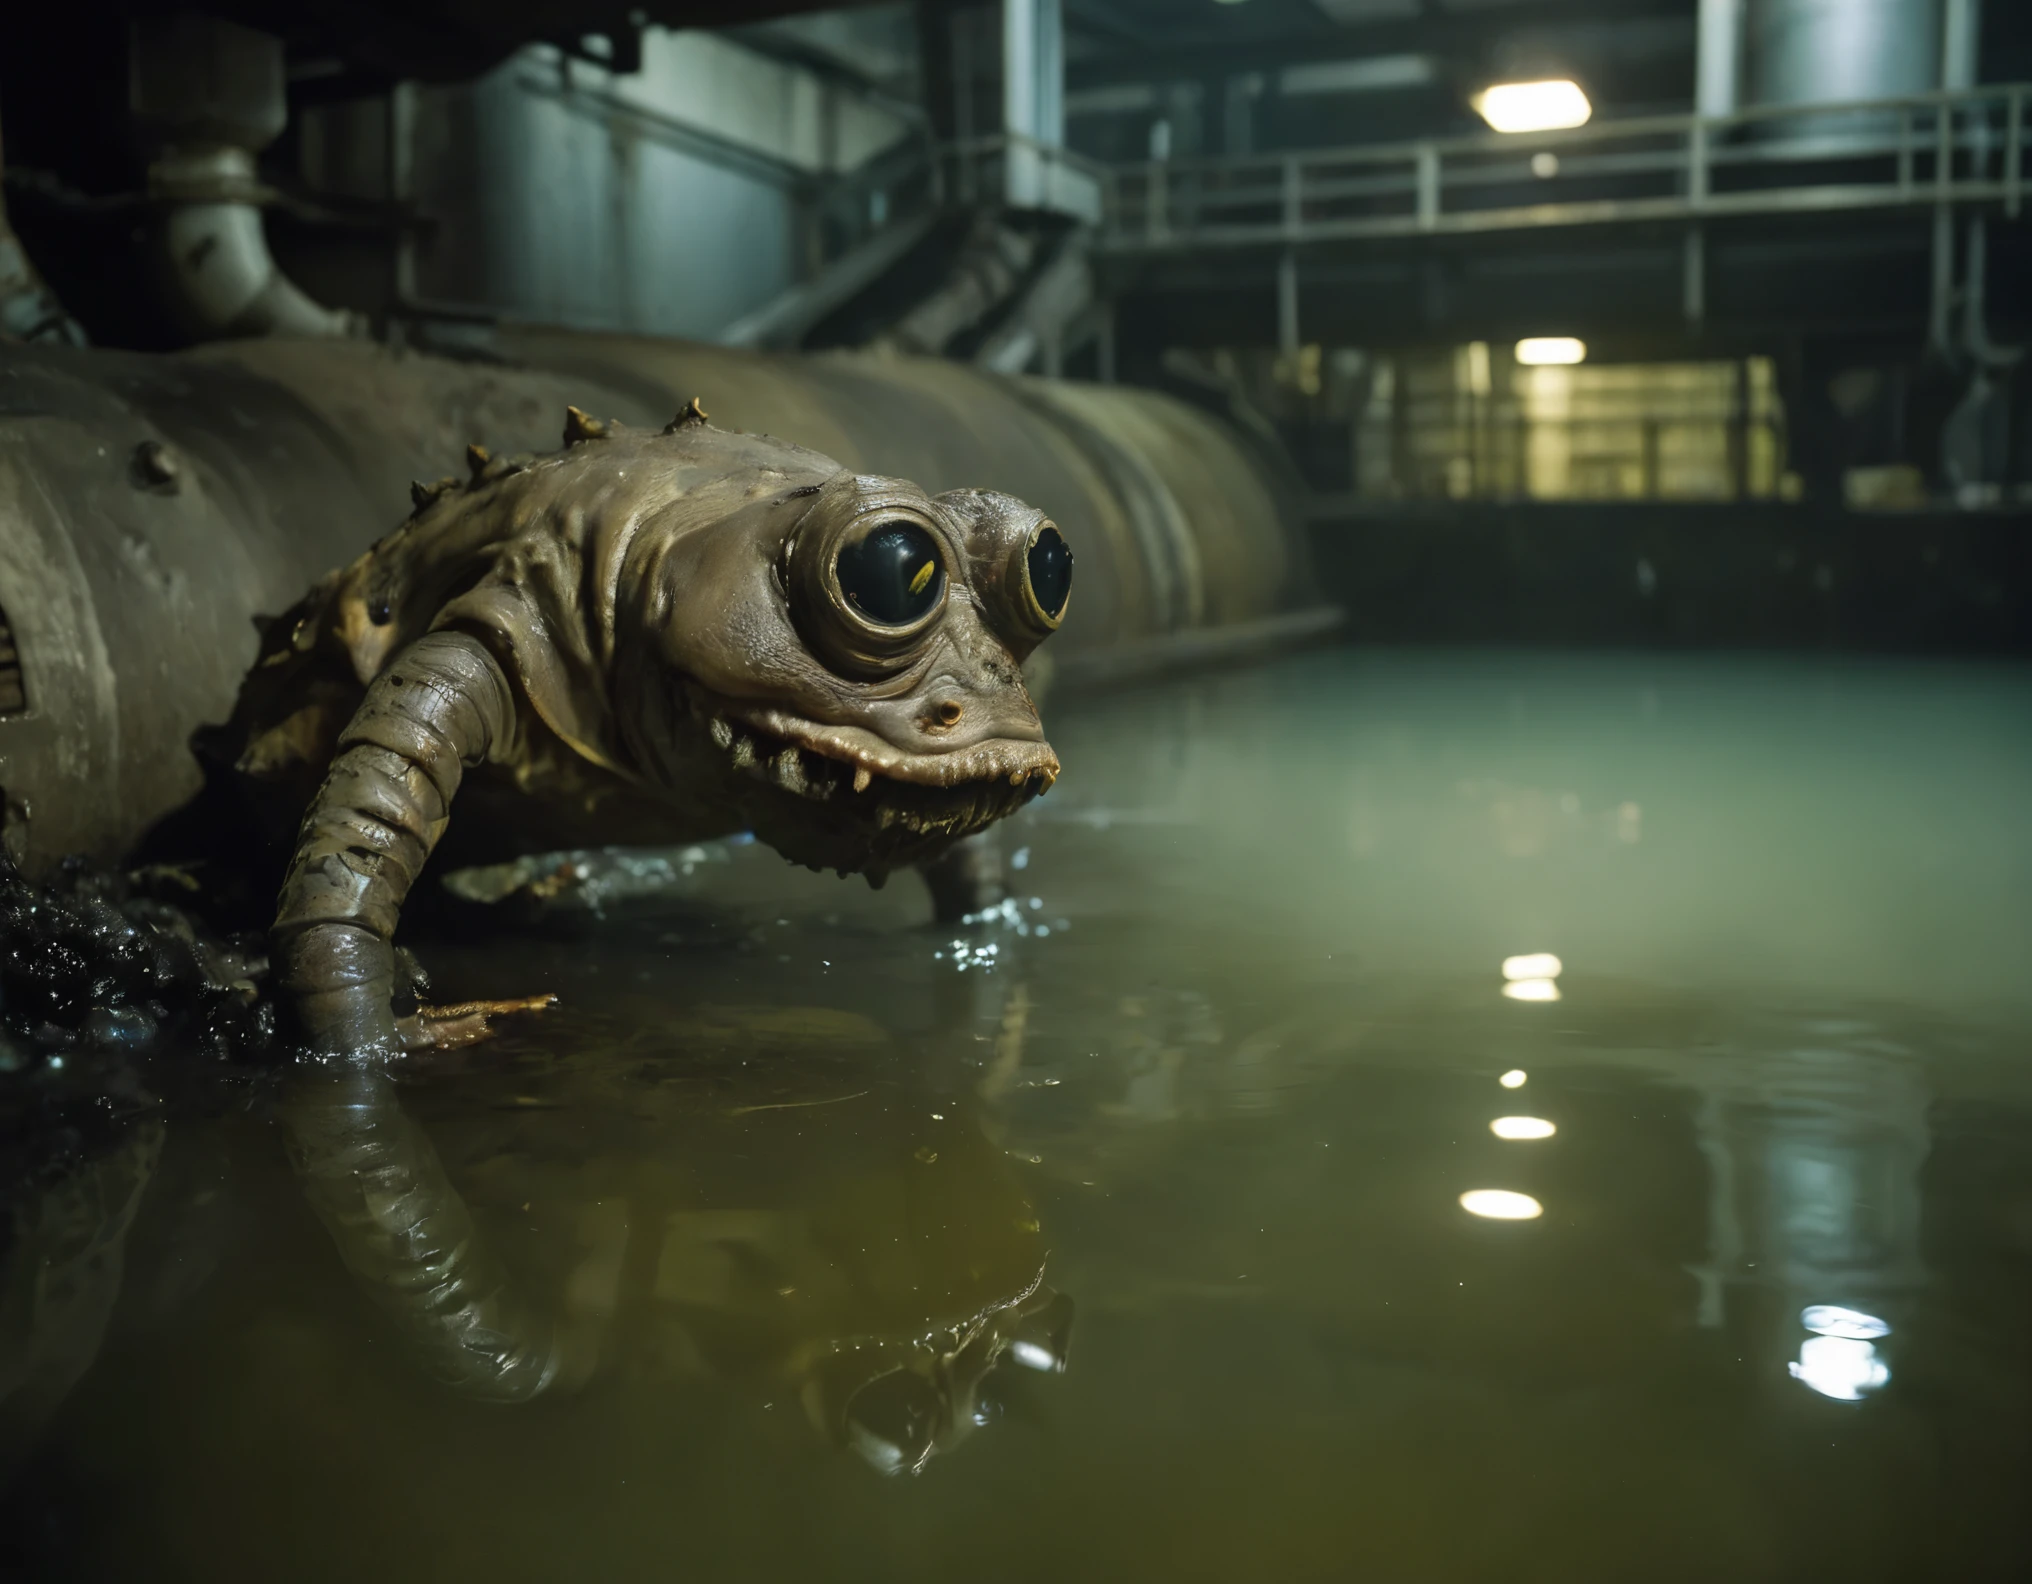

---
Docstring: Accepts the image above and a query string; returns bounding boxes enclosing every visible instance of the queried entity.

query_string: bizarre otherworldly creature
[214,405,1071,1056]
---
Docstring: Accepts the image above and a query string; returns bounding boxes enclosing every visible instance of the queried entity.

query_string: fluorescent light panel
[1475,79,1592,133]
[1516,336,1587,366]
[1279,54,1436,96]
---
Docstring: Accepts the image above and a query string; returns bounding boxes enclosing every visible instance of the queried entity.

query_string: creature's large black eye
[837,522,945,627]
[844,1368,941,1475]
[1026,524,1073,622]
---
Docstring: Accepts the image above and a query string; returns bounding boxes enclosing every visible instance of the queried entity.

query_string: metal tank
[1738,0,1956,152]
[1743,0,1945,109]
[0,334,1316,878]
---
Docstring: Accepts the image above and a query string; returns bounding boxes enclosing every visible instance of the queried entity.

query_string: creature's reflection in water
[278,1020,1072,1475]
[280,1067,561,1401]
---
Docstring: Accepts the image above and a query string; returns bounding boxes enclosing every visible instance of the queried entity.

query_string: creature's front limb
[272,631,517,1057]
[918,830,1006,924]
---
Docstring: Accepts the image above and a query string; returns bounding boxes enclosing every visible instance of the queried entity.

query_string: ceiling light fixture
[1475,79,1592,134]
[1516,336,1587,366]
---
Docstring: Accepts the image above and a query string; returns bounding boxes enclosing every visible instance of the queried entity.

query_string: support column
[1277,248,1299,357]
[1930,204,1956,356]
[1695,0,1741,118]
[1002,0,1064,208]
[1683,225,1707,328]
[1942,0,1982,92]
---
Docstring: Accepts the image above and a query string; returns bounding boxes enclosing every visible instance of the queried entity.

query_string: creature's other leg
[271,631,516,1057]
[918,830,1005,924]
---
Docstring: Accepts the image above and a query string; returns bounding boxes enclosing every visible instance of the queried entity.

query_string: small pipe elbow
[150,147,364,342]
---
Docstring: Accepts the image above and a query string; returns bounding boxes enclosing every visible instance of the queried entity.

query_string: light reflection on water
[5,650,2032,1580]
[1458,1189,1546,1220]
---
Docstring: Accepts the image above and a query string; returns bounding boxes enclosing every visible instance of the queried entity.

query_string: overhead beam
[1066,0,1690,90]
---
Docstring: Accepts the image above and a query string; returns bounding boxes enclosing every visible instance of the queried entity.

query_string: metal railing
[1096,83,2030,252]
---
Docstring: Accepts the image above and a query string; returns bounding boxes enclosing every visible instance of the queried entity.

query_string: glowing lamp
[1515,337,1587,366]
[1475,80,1592,134]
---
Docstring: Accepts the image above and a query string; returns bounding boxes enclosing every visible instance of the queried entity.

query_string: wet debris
[0,850,277,1077]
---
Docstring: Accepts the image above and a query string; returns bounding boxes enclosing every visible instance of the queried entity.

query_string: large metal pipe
[0,333,1312,878]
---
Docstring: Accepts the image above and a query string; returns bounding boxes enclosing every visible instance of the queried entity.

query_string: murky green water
[8,649,2032,1582]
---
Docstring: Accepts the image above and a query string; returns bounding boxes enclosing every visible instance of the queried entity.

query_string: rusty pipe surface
[0,333,1311,879]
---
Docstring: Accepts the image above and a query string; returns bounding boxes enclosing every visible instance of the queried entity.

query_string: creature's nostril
[935,701,963,728]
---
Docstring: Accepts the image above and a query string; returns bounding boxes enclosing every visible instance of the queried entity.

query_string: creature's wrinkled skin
[218,406,1069,1056]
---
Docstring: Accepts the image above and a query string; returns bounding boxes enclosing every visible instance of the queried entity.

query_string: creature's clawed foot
[397,994,558,1052]
[918,832,1006,925]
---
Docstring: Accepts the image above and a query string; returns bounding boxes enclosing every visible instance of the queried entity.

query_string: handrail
[1088,82,2030,253]
[1111,82,2032,182]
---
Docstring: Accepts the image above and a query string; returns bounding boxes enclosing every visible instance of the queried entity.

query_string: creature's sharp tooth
[877,804,898,829]
[708,716,733,750]
[774,748,806,793]
[1010,770,1024,787]
[853,766,872,794]
[730,736,756,770]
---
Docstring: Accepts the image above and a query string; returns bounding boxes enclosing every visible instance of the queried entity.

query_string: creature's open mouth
[683,682,1058,845]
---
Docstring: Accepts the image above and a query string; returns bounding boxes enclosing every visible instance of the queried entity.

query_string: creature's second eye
[1026,523,1073,621]
[837,522,945,626]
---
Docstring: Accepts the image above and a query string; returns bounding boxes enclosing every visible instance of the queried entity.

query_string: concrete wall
[1310,501,2032,651]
